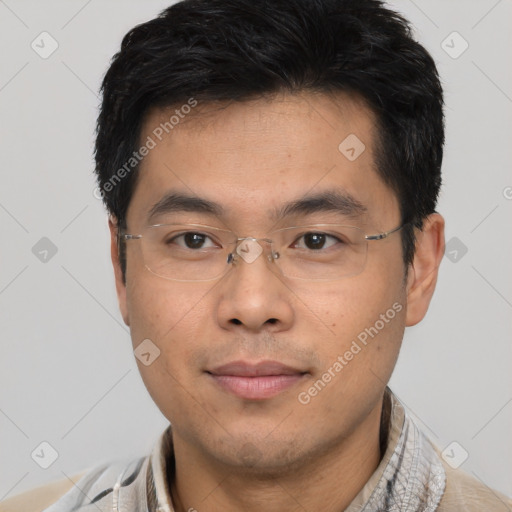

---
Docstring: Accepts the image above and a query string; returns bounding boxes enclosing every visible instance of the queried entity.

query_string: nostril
[266,318,278,324]
[230,318,242,325]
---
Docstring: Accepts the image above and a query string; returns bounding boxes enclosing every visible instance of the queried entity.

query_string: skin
[109,91,445,512]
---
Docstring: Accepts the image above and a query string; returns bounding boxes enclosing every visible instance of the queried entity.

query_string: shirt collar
[345,388,446,511]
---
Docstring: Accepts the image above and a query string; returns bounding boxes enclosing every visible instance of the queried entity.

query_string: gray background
[1,0,511,501]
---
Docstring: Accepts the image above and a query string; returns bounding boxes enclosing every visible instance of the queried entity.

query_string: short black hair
[95,0,444,280]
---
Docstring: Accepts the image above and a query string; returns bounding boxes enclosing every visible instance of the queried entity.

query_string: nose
[216,242,294,332]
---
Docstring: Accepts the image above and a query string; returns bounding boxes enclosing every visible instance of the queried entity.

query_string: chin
[199,422,322,473]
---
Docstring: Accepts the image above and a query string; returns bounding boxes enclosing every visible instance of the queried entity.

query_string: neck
[167,397,386,512]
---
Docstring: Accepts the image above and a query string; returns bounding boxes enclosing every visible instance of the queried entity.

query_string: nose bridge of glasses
[233,237,275,264]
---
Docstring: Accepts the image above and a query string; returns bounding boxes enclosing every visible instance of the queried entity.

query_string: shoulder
[0,457,149,512]
[0,471,86,512]
[437,457,512,511]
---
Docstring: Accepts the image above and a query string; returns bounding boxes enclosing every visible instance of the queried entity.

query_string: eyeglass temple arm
[365,223,405,241]
[117,233,142,249]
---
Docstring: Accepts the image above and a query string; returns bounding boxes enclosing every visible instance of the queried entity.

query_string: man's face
[116,92,410,472]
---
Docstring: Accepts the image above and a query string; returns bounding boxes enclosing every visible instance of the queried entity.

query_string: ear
[109,217,130,326]
[405,213,445,326]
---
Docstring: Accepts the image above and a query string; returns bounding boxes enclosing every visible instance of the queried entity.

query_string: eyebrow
[147,192,223,222]
[274,191,368,221]
[146,189,367,223]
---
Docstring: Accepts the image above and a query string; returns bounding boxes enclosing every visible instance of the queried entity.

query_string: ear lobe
[405,213,445,327]
[108,216,130,326]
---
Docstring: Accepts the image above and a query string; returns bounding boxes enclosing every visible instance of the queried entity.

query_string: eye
[292,232,341,250]
[169,232,218,249]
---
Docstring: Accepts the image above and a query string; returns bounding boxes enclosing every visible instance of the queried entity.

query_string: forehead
[127,91,399,229]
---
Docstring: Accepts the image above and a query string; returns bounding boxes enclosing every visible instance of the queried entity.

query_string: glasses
[120,222,405,282]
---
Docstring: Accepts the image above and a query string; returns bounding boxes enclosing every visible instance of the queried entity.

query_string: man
[2,0,510,510]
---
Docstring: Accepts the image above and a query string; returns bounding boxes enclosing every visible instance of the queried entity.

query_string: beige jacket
[2,390,510,511]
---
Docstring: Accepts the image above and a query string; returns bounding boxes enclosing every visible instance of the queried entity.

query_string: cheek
[290,274,402,334]
[125,276,214,367]
[126,278,214,419]
[289,269,407,386]
[298,283,406,397]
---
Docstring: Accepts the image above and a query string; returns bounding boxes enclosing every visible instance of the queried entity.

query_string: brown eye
[303,233,326,249]
[168,232,217,249]
[294,232,340,250]
[184,233,207,248]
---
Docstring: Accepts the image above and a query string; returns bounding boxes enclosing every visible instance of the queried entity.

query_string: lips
[206,360,307,400]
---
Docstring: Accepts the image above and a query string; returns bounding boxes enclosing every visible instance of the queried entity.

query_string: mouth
[206,360,308,400]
